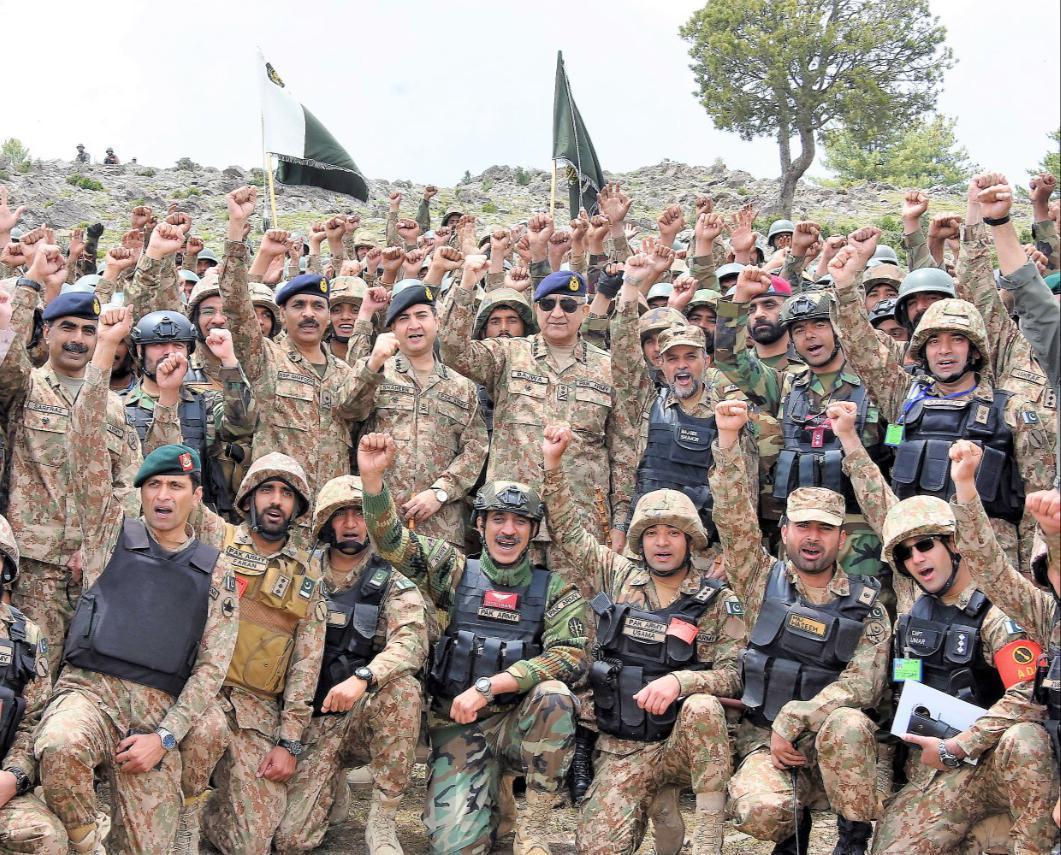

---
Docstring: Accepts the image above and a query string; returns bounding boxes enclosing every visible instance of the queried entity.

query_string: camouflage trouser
[728,710,881,842]
[179,700,230,798]
[0,794,67,855]
[578,693,732,855]
[424,680,577,855]
[34,690,182,854]
[274,674,422,853]
[11,558,80,680]
[872,723,1060,855]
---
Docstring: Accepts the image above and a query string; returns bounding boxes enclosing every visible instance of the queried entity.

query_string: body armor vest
[223,526,319,697]
[427,560,550,708]
[891,387,1024,523]
[0,608,40,761]
[63,519,216,697]
[589,580,723,742]
[476,385,495,436]
[312,554,391,716]
[895,590,1003,707]
[633,391,718,537]
[1035,627,1060,759]
[741,561,880,727]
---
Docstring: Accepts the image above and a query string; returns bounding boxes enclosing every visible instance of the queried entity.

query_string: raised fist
[928,215,961,242]
[1029,173,1057,206]
[902,191,929,222]
[657,205,685,245]
[423,185,438,200]
[165,211,192,234]
[732,265,772,303]
[431,246,464,272]
[714,400,749,433]
[258,229,290,258]
[185,235,204,256]
[396,218,420,243]
[792,222,821,256]
[226,187,257,222]
[103,246,136,276]
[131,205,154,230]
[504,266,531,292]
[694,195,714,215]
[388,191,402,213]
[147,224,185,260]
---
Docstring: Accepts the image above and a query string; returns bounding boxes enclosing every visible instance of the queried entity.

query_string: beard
[749,319,785,345]
[672,379,701,400]
[333,535,368,555]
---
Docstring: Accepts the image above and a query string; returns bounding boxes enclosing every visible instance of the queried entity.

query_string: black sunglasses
[894,535,940,564]
[537,296,581,313]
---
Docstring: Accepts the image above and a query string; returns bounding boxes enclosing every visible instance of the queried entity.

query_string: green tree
[680,0,952,215]
[1,138,31,168]
[822,114,974,186]
[1032,129,1060,179]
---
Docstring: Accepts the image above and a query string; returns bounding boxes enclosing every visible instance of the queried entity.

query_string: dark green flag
[552,51,605,218]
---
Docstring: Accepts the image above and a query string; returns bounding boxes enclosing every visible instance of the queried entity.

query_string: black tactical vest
[741,560,880,727]
[476,385,495,437]
[1035,627,1060,759]
[0,608,40,762]
[589,579,723,742]
[891,386,1024,523]
[63,519,217,697]
[632,390,718,538]
[895,590,1003,707]
[427,560,550,707]
[312,554,391,716]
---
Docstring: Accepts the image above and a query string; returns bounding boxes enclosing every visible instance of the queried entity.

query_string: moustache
[298,320,320,329]
[62,342,90,354]
[495,535,520,547]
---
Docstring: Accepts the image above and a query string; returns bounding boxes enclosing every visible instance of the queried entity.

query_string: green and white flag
[552,51,605,218]
[258,50,369,201]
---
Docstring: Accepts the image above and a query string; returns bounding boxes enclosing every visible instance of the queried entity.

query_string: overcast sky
[8,0,1058,191]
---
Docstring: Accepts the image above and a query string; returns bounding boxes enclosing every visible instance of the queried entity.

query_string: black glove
[595,267,624,299]
[86,222,104,240]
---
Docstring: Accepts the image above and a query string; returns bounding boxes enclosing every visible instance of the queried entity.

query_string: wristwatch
[354,666,375,688]
[15,277,41,293]
[937,739,961,769]
[5,766,30,796]
[433,488,449,504]
[474,676,495,703]
[154,727,177,751]
[277,738,304,757]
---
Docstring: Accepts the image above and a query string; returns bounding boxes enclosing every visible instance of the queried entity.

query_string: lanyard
[899,383,975,424]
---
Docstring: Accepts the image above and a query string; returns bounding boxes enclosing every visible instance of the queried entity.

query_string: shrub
[66,175,104,191]
[175,157,200,170]
[515,167,531,186]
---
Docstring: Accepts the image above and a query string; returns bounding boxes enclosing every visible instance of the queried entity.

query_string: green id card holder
[884,423,904,447]
[892,657,923,682]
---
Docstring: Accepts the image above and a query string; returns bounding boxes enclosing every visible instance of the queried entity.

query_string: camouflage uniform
[0,324,141,678]
[274,476,428,853]
[344,353,487,551]
[542,469,747,854]
[871,492,1059,854]
[714,299,888,579]
[201,454,327,855]
[363,482,587,854]
[33,363,238,854]
[708,440,891,841]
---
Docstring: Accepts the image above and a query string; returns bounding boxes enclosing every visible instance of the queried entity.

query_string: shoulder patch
[392,575,416,592]
[725,599,744,616]
[869,604,885,620]
[1021,409,1039,424]
[1004,619,1024,637]
[426,539,455,571]
[568,617,586,638]
[545,589,581,619]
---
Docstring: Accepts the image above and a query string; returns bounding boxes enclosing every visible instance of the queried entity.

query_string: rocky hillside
[0,156,1035,256]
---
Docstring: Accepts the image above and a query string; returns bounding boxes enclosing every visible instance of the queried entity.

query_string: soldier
[0,287,141,678]
[183,274,228,393]
[767,220,795,252]
[715,266,891,581]
[541,424,746,855]
[0,514,67,855]
[200,451,326,855]
[357,432,587,855]
[178,269,198,304]
[867,298,908,345]
[74,144,90,164]
[274,475,427,854]
[708,400,890,853]
[471,287,539,439]
[862,263,903,311]
[870,441,1059,854]
[325,275,365,361]
[344,280,487,553]
[33,306,238,854]
[250,281,280,340]
[195,247,219,280]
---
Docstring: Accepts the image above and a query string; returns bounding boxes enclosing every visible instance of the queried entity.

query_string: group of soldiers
[0,167,1056,855]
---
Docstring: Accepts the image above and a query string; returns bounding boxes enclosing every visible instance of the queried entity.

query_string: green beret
[134,444,202,487]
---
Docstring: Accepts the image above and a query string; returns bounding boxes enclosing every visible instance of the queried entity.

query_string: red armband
[996,639,1043,688]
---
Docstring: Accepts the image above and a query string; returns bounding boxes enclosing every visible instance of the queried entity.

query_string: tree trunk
[778,125,816,218]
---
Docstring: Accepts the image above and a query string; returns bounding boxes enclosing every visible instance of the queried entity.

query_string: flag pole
[265,153,279,225]
[549,160,557,215]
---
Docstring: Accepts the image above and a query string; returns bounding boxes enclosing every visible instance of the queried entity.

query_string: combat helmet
[779,290,835,330]
[767,219,795,248]
[235,452,312,521]
[870,245,900,266]
[249,282,281,338]
[868,297,898,328]
[132,310,197,355]
[685,289,722,316]
[907,298,990,369]
[895,267,956,329]
[638,307,686,342]
[628,489,709,554]
[472,288,537,340]
[880,496,961,594]
[311,475,365,541]
[472,481,544,526]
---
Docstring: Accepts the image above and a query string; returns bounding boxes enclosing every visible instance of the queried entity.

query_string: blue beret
[275,273,330,306]
[384,281,436,328]
[134,444,201,487]
[534,271,587,302]
[42,291,100,322]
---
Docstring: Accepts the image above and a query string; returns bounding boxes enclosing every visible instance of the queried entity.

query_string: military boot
[497,772,517,838]
[68,823,106,855]
[648,785,685,855]
[364,789,403,855]
[512,788,554,855]
[687,792,726,855]
[329,778,352,824]
[832,817,873,855]
[170,791,207,855]
[566,725,596,805]
[771,808,812,855]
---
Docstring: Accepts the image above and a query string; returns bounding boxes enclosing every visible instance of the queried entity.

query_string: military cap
[329,276,367,307]
[658,324,706,355]
[197,247,220,266]
[179,269,200,284]
[864,263,903,287]
[134,444,202,487]
[785,487,845,527]
[534,271,587,302]
[275,273,330,306]
[43,291,100,322]
[312,475,365,540]
[384,280,436,328]
[646,282,674,304]
[638,307,686,341]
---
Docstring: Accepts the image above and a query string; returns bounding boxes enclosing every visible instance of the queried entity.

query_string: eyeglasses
[894,536,940,564]
[537,296,581,314]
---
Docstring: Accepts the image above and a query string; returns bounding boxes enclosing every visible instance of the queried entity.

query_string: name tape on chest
[26,402,70,417]
[225,545,269,573]
[787,613,827,639]
[0,641,12,667]
[511,370,547,385]
[622,616,668,644]
[477,606,523,624]
[276,371,315,386]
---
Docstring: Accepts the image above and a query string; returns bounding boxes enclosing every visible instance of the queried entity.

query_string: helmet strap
[248,492,290,542]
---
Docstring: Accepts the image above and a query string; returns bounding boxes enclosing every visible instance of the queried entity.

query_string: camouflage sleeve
[673,590,746,697]
[279,580,326,742]
[112,398,143,523]
[346,319,376,365]
[143,400,185,453]
[687,254,719,290]
[181,249,199,274]
[3,619,50,781]
[161,561,240,742]
[367,575,428,689]
[437,286,506,390]
[957,223,1014,379]
[216,240,265,384]
[415,198,431,234]
[94,276,115,307]
[334,358,385,422]
[952,494,1056,649]
[530,259,551,289]
[0,328,32,417]
[128,254,182,319]
[773,605,890,741]
[385,210,399,247]
[363,483,464,611]
[8,282,40,365]
[1007,398,1056,496]
[782,253,806,289]
[216,365,258,440]
[903,226,942,271]
[714,300,784,416]
[306,253,322,275]
[833,276,913,423]
[569,250,588,277]
[708,439,777,619]
[505,573,587,692]
[1000,261,1061,392]
[606,371,638,529]
[606,232,633,263]
[432,390,488,501]
[1032,218,1059,271]
[609,297,653,430]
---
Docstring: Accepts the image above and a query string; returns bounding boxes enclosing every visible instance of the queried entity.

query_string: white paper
[891,680,988,764]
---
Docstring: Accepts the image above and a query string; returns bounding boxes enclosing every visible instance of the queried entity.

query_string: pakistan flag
[552,51,605,218]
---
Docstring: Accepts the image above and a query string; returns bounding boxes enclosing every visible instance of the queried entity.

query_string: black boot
[771,808,812,855]
[832,816,872,855]
[567,725,596,805]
